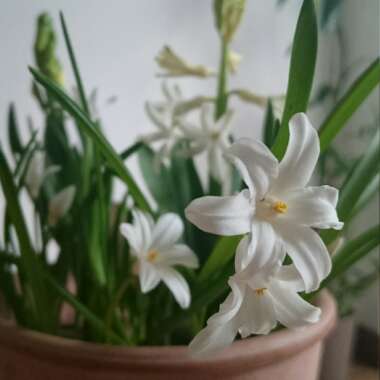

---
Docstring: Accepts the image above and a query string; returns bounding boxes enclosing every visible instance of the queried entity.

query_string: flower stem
[215,40,229,121]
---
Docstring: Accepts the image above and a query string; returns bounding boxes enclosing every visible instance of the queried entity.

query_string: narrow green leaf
[322,225,380,287]
[0,147,52,331]
[8,103,23,156]
[262,99,275,148]
[44,273,125,344]
[138,144,175,212]
[321,131,379,244]
[319,58,380,152]
[59,12,90,115]
[347,172,379,223]
[29,67,152,213]
[199,235,241,283]
[271,0,318,159]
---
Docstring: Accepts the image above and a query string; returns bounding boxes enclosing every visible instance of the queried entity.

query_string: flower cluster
[185,113,343,355]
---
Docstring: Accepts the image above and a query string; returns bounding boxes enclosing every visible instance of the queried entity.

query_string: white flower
[185,113,343,292]
[48,185,76,226]
[180,104,233,184]
[156,45,215,78]
[25,151,60,199]
[143,82,185,164]
[119,211,199,309]
[189,240,320,357]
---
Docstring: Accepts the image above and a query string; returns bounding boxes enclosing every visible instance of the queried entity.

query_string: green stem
[215,41,228,120]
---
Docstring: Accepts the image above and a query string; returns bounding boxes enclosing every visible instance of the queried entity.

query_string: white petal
[283,186,343,230]
[235,221,278,274]
[238,289,277,336]
[151,213,184,250]
[48,185,76,226]
[139,261,160,293]
[185,190,252,236]
[275,264,305,292]
[271,113,319,194]
[145,101,167,130]
[207,278,244,326]
[25,151,45,198]
[132,210,153,254]
[119,223,142,256]
[227,138,279,199]
[270,280,321,328]
[159,267,191,309]
[159,244,199,269]
[275,222,331,292]
[189,320,237,358]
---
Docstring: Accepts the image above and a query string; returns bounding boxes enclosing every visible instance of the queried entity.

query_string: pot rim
[0,290,336,371]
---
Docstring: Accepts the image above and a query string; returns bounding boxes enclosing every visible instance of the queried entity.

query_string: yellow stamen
[147,250,159,262]
[273,201,288,214]
[254,288,267,296]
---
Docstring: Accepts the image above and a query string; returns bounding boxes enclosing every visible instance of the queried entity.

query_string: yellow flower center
[254,288,267,296]
[147,250,159,262]
[272,201,288,214]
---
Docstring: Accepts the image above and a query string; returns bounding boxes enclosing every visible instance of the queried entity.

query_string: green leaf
[0,147,53,331]
[321,130,379,244]
[198,235,241,283]
[347,172,379,223]
[59,12,90,115]
[262,99,277,148]
[29,67,152,213]
[137,144,175,212]
[322,225,380,287]
[8,103,23,156]
[319,58,380,152]
[44,273,125,344]
[271,0,318,159]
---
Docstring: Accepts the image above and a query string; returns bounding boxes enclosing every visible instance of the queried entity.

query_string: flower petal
[227,138,278,199]
[189,320,237,358]
[158,267,191,309]
[207,278,244,326]
[270,280,321,328]
[132,210,153,254]
[283,186,343,230]
[119,223,142,256]
[275,264,305,292]
[275,222,331,292]
[48,186,76,226]
[271,113,319,194]
[139,261,160,293]
[238,289,277,336]
[235,221,278,274]
[160,244,199,269]
[151,213,184,250]
[185,190,252,236]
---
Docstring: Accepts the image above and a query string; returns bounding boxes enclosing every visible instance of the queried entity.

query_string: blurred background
[0,0,379,378]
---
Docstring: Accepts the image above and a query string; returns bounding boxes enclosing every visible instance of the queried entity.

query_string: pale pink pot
[0,291,336,380]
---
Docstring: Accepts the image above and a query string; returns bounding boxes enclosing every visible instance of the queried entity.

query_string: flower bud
[156,46,215,78]
[48,185,76,226]
[214,0,246,43]
[34,13,64,86]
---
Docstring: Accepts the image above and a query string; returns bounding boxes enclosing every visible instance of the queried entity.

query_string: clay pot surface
[0,291,336,380]
[320,315,355,380]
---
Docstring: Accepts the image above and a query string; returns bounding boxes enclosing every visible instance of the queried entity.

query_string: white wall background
[0,0,378,330]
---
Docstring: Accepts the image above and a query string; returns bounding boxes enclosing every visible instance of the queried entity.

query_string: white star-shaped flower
[185,113,343,292]
[189,241,320,357]
[180,104,233,184]
[120,211,198,309]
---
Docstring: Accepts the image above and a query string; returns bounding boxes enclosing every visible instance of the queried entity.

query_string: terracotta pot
[0,291,336,380]
[320,315,355,380]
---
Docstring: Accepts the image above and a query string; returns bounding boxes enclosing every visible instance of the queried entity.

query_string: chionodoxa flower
[186,113,343,292]
[189,241,320,356]
[120,211,198,308]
